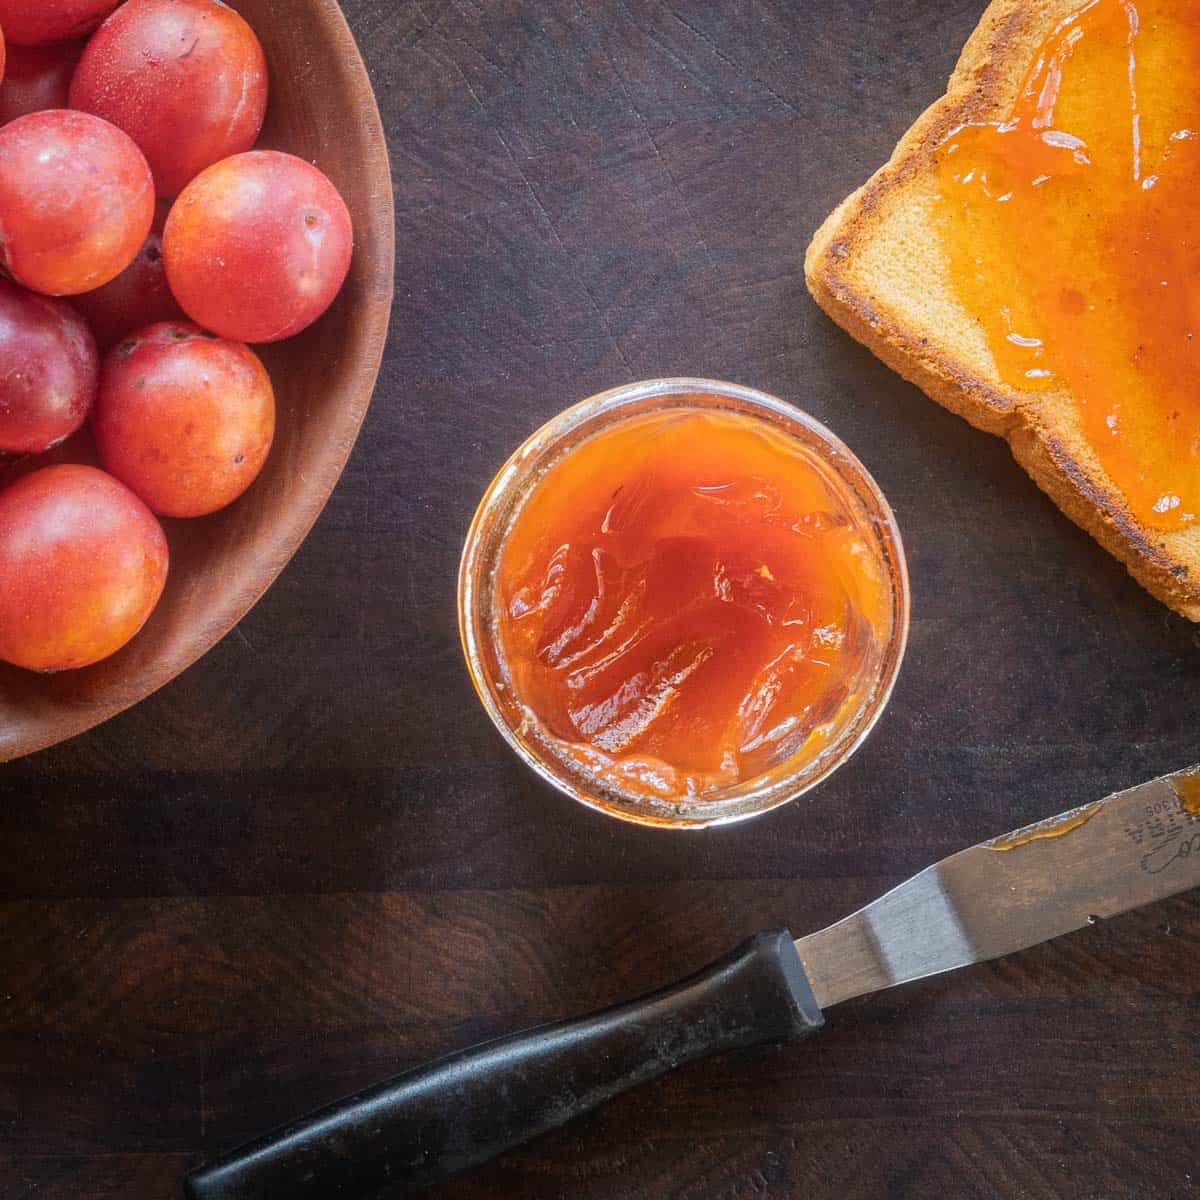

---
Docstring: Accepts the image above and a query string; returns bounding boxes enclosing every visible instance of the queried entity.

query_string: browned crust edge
[804,0,1200,622]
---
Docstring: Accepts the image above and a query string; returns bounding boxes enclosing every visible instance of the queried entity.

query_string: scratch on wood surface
[935,1126,990,1192]
[401,0,451,55]
[396,198,515,223]
[447,0,510,75]
[416,34,637,376]
[590,0,718,274]
[616,1,711,91]
[989,1122,1072,1198]
[668,8,802,117]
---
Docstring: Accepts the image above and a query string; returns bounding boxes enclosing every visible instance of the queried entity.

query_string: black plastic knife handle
[184,930,823,1199]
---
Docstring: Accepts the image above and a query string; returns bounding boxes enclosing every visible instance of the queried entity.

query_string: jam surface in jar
[938,0,1200,529]
[493,406,891,801]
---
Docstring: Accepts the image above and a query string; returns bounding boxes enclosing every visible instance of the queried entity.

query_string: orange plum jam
[490,405,895,804]
[937,0,1200,529]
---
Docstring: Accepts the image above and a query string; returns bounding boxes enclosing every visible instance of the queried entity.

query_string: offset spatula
[186,765,1200,1200]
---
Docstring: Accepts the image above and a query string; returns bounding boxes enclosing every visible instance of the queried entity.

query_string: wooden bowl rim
[1,0,396,763]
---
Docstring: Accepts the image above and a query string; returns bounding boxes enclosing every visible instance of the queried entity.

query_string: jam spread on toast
[938,0,1200,530]
[493,406,889,800]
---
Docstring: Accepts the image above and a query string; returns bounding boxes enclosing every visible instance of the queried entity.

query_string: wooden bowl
[0,0,395,763]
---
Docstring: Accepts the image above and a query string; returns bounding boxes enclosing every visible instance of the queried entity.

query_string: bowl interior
[0,0,395,763]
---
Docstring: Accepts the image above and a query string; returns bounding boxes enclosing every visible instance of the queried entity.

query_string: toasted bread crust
[805,0,1200,621]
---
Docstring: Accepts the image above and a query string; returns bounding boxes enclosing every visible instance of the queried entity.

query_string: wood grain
[0,0,396,763]
[2,1,1199,1198]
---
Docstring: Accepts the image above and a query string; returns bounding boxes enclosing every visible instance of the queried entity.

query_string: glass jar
[458,378,909,829]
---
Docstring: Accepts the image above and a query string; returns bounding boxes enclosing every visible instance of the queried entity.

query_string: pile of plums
[0,0,353,673]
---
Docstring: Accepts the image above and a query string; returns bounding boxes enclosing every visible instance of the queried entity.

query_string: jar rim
[458,377,911,829]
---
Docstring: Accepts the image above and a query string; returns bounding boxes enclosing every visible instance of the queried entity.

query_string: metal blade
[796,765,1200,1009]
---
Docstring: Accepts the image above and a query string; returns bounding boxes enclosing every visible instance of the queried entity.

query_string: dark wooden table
[4,1,1199,1197]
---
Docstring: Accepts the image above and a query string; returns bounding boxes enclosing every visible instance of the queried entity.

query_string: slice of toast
[805,0,1200,621]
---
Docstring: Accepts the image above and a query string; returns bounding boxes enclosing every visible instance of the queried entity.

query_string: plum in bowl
[0,0,395,762]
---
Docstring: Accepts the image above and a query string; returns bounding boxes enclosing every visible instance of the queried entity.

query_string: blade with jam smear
[796,766,1200,1008]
